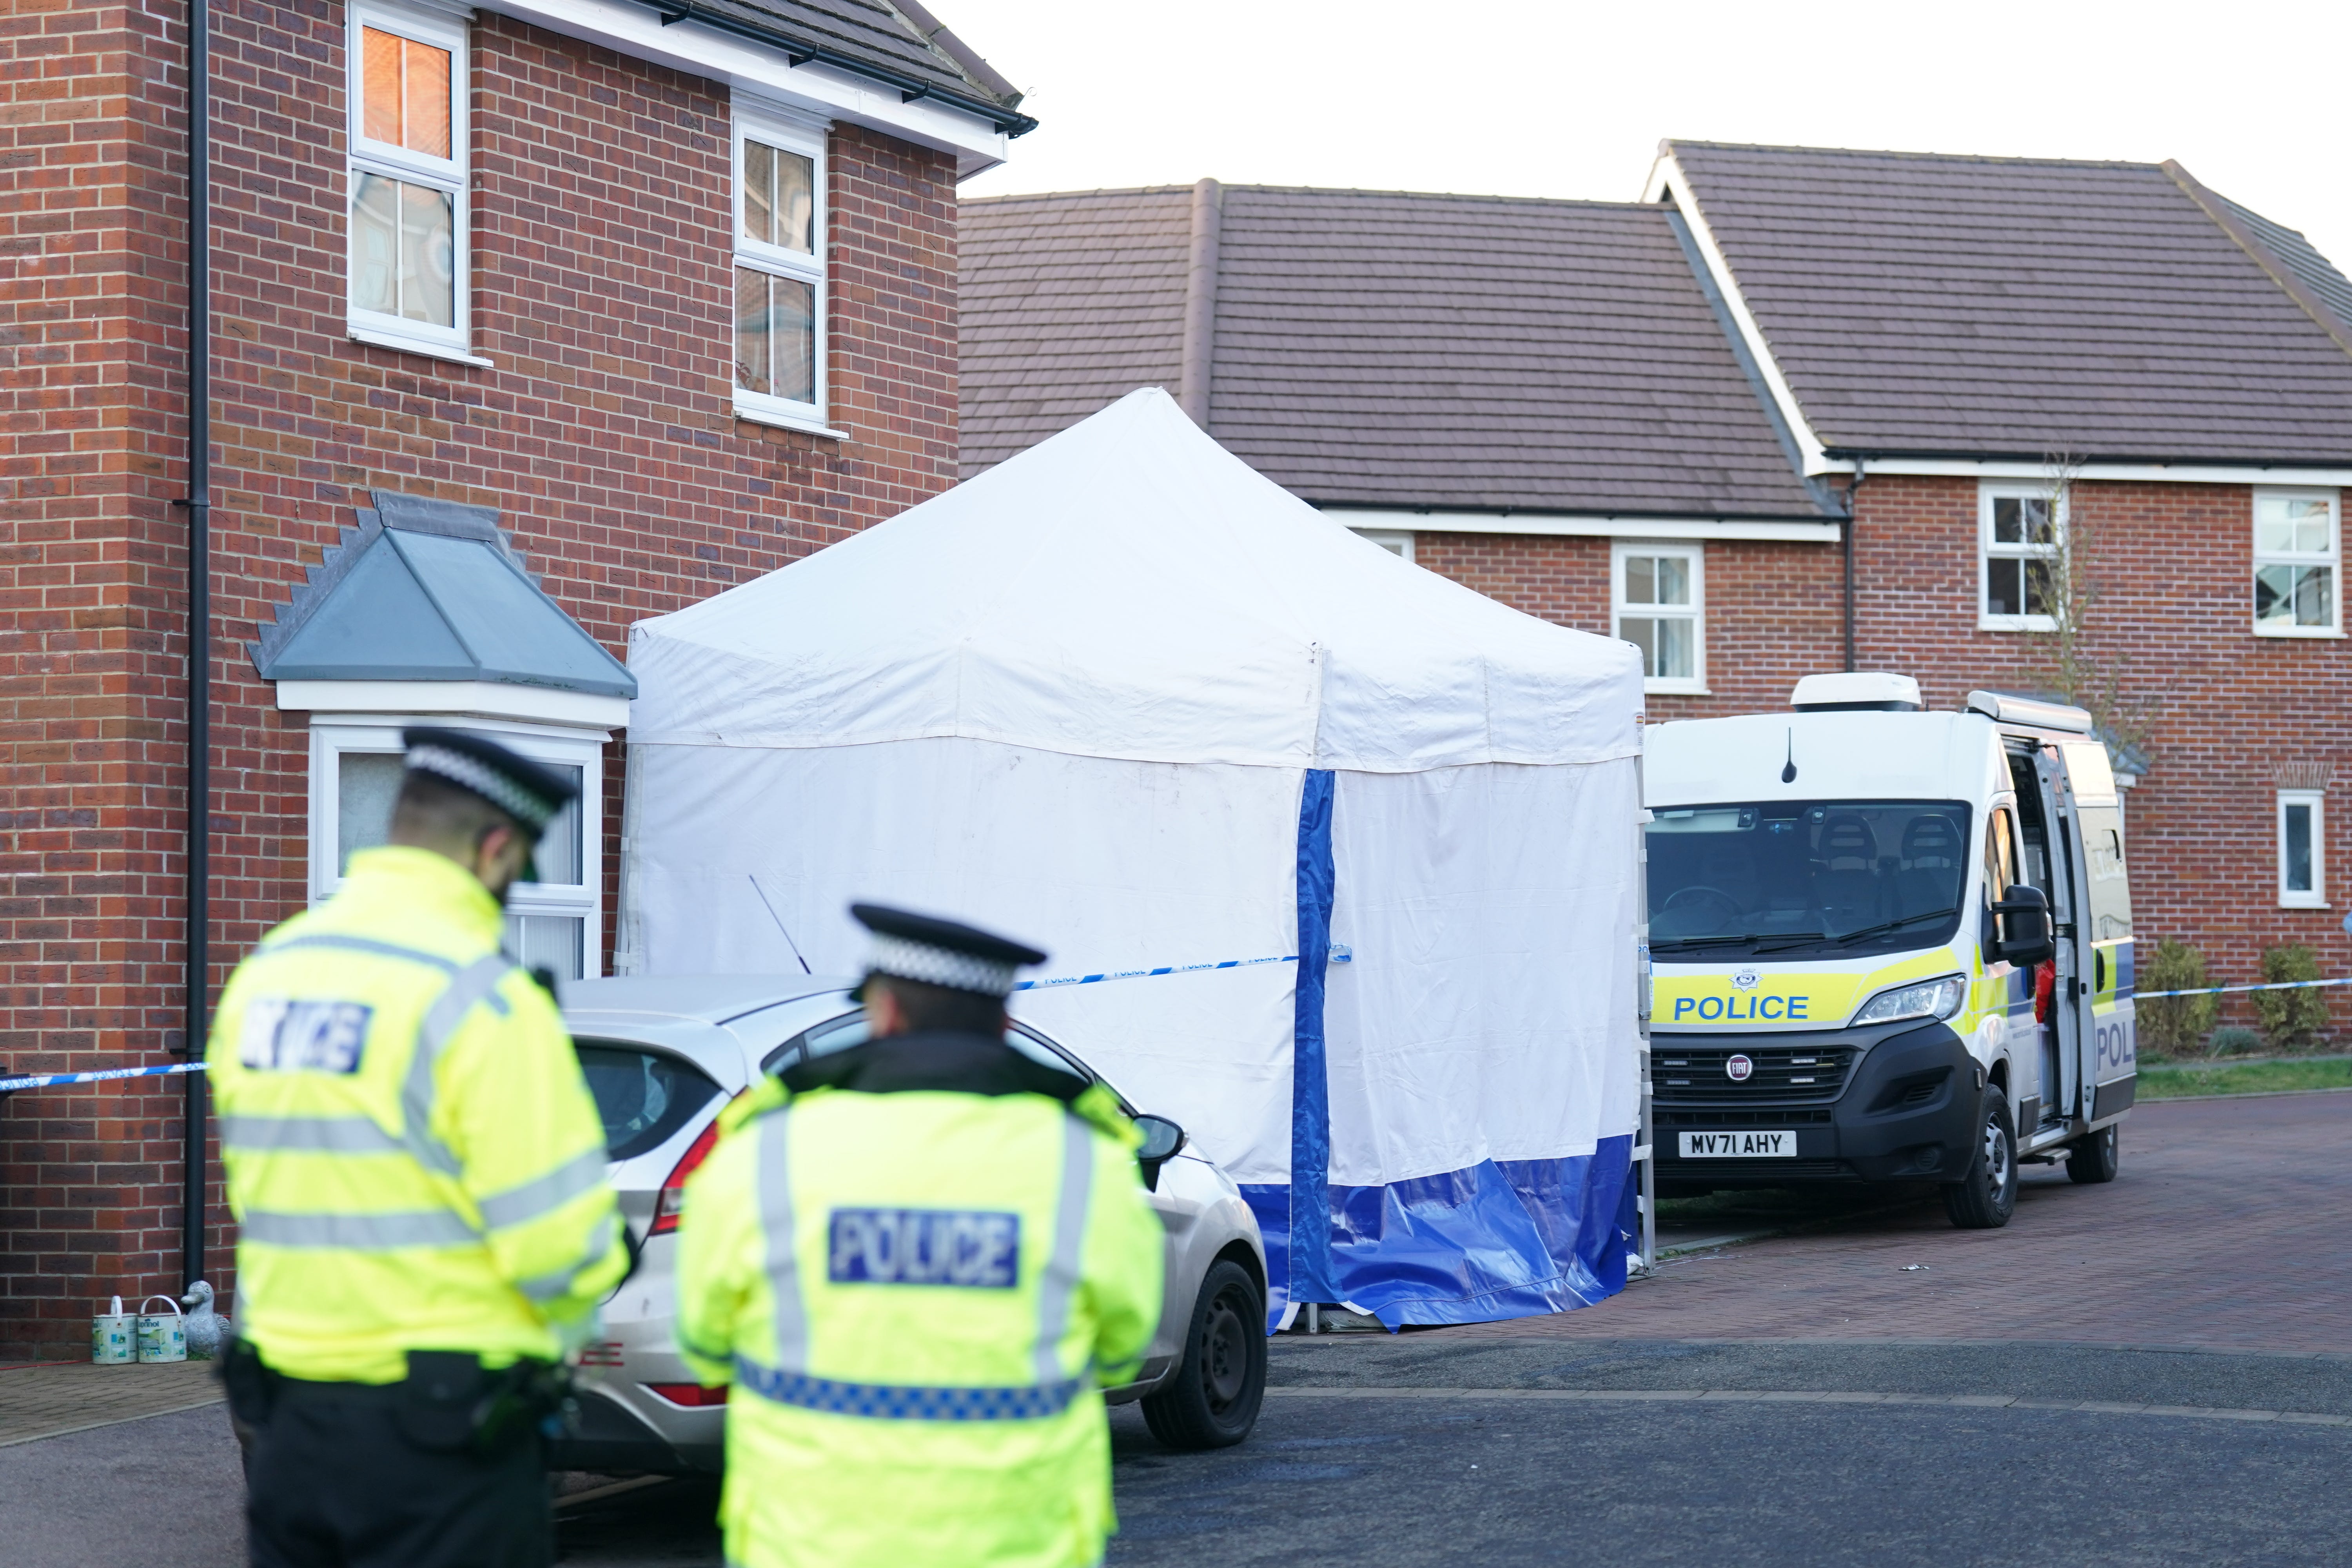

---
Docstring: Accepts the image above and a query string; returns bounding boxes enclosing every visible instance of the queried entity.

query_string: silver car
[550,975,1269,1472]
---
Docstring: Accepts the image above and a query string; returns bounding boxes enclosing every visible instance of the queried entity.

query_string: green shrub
[2254,944,2329,1051]
[2136,939,2217,1058]
[2205,1025,2261,1057]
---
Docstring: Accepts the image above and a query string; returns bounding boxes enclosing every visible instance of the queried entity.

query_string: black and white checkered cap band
[405,744,558,832]
[866,932,1020,998]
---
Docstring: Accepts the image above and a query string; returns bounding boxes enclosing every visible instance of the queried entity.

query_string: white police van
[1644,673,2135,1228]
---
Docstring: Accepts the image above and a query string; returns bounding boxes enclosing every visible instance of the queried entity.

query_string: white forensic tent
[621,388,1646,1327]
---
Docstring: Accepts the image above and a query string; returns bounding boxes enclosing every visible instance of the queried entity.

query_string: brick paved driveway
[1443,1092,2352,1350]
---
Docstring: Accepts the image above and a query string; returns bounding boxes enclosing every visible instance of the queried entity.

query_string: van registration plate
[1679,1130,1796,1158]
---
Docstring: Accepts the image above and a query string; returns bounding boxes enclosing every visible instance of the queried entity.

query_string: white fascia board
[276,679,631,731]
[478,0,1009,177]
[1324,508,1840,544]
[1833,455,2352,486]
[1645,152,1831,474]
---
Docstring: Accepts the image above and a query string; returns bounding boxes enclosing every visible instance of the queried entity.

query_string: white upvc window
[308,721,608,980]
[731,108,828,431]
[1613,542,1705,694]
[1349,528,1414,561]
[2279,789,2327,908]
[1979,481,2063,632]
[346,2,472,362]
[2253,488,2341,637]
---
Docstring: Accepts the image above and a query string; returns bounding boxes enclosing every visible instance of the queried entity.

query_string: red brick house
[961,144,2352,1039]
[2,0,1027,1356]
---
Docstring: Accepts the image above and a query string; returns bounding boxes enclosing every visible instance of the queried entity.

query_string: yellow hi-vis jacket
[674,1055,1163,1568]
[209,846,625,1384]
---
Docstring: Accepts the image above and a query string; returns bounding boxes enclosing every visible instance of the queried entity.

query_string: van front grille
[1655,1108,1835,1127]
[1652,1045,1858,1104]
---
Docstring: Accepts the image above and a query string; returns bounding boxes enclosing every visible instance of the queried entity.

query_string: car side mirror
[1989,883,2054,968]
[1133,1114,1186,1192]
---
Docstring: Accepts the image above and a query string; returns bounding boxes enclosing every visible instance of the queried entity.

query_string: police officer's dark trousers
[242,1373,552,1568]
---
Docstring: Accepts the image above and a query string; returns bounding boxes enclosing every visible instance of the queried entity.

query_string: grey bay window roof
[960,185,1832,521]
[1664,141,2352,465]
[251,492,637,698]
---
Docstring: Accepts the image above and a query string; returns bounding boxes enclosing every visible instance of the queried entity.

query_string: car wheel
[2065,1123,2120,1185]
[1942,1093,2018,1229]
[1140,1258,1265,1450]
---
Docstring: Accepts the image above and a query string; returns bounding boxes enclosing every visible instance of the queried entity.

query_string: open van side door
[2052,742,2136,1122]
[2013,743,2083,1127]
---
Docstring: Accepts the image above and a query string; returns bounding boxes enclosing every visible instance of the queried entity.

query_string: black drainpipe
[179,0,212,1292]
[1842,457,1862,672]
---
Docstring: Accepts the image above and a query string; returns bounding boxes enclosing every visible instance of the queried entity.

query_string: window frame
[730,107,829,433]
[307,719,608,978]
[345,0,473,361]
[1612,541,1707,695]
[1978,481,2065,633]
[2278,788,2327,909]
[1348,528,1414,562]
[2251,486,2343,639]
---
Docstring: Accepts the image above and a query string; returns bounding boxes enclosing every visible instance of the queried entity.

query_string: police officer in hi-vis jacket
[211,728,626,1568]
[674,904,1163,1568]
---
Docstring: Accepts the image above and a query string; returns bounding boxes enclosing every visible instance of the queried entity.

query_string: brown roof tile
[959,185,1828,519]
[1667,141,2352,462]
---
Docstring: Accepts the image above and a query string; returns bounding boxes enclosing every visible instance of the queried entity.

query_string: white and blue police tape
[2135,975,2352,1001]
[0,1062,207,1094]
[1015,945,1352,993]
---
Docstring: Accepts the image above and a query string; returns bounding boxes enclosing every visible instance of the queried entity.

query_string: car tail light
[649,1116,723,1236]
[647,1383,729,1407]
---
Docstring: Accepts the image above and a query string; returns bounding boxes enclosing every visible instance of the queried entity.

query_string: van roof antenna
[748,873,813,974]
[1781,729,1798,784]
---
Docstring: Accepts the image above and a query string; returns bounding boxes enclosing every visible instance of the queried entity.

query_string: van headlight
[1850,975,1966,1027]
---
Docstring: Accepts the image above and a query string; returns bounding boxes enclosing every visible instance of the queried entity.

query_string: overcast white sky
[953,0,2352,274]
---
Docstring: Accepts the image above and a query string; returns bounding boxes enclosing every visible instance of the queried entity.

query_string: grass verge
[2137,1058,2352,1098]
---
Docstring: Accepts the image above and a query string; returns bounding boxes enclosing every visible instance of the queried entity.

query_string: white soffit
[277,679,631,731]
[1326,508,1842,544]
[481,0,1010,176]
[1842,456,2352,485]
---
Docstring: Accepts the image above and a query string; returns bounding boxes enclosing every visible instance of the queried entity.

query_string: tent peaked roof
[627,388,1641,771]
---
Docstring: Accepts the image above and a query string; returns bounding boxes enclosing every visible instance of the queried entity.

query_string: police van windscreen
[1647,801,1973,960]
[575,1043,722,1161]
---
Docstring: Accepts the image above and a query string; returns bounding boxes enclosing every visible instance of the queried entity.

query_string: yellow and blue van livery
[1643,675,2136,1230]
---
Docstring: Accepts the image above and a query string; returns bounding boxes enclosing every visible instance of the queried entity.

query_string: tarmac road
[9,1094,2349,1566]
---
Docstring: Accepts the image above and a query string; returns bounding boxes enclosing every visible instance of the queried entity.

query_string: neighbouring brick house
[962,143,2352,1038]
[2,0,1027,1357]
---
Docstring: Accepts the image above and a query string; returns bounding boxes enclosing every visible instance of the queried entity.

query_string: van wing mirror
[1133,1114,1186,1192]
[1989,884,2054,968]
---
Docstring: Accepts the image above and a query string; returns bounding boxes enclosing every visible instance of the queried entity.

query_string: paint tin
[135,1294,187,1363]
[92,1295,135,1365]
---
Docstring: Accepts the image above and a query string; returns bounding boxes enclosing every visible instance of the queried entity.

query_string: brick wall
[1847,474,2351,1024]
[1414,475,2351,1036]
[0,5,961,1357]
[1410,529,1843,718]
[0,0,208,1364]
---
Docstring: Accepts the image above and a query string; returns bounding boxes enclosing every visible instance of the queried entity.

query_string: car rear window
[575,1042,722,1161]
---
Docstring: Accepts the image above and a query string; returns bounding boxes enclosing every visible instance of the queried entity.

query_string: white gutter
[1326,508,1841,544]
[481,0,1009,177]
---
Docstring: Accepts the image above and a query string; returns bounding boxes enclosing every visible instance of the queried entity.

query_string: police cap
[401,727,578,835]
[850,904,1047,1000]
